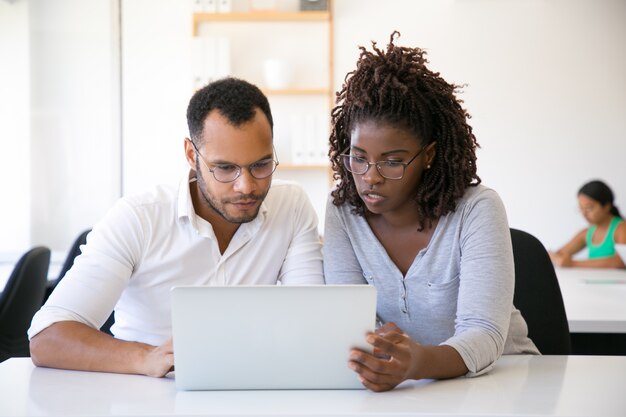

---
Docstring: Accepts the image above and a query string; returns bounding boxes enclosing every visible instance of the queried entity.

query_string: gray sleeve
[444,189,515,375]
[322,198,367,285]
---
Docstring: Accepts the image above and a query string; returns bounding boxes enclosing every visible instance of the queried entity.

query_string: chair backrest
[0,246,51,362]
[510,228,572,355]
[43,229,90,303]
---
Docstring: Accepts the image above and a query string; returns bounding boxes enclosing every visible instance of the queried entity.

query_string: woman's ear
[426,142,437,168]
[184,138,197,171]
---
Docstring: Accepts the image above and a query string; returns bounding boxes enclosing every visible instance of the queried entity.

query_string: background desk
[555,267,626,354]
[1,355,625,417]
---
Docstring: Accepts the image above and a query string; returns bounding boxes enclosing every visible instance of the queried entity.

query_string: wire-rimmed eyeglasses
[191,140,279,183]
[340,146,427,180]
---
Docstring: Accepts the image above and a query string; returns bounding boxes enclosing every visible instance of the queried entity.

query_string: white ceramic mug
[263,59,292,90]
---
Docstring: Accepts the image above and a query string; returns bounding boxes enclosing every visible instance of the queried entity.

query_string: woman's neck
[595,215,615,230]
[369,202,424,229]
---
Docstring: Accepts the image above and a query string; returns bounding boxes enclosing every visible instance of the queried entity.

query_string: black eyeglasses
[191,141,279,183]
[340,146,427,180]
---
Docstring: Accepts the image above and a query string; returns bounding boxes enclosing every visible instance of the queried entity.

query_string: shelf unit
[191,2,334,175]
[192,11,331,36]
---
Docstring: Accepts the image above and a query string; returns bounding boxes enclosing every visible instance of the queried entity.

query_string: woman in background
[323,32,538,392]
[550,180,625,268]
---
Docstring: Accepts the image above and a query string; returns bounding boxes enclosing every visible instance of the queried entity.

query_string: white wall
[2,0,625,255]
[28,0,121,251]
[0,0,30,254]
[121,0,626,248]
[334,0,626,249]
[121,0,191,196]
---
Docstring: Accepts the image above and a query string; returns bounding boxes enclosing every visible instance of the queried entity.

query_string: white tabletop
[555,267,626,333]
[1,355,625,417]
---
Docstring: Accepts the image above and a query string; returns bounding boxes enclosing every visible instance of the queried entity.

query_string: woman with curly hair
[323,32,538,392]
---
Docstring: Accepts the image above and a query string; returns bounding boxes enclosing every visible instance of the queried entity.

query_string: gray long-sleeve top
[323,184,539,375]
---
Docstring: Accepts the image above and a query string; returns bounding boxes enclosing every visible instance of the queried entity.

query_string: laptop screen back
[171,285,377,390]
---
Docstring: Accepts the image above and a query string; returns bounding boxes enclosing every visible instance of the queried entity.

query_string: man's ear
[184,138,197,171]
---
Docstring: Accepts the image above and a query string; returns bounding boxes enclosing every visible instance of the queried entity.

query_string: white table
[1,355,625,417]
[555,267,626,333]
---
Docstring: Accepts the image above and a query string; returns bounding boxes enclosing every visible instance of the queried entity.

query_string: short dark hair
[579,180,621,218]
[329,32,480,229]
[186,77,273,145]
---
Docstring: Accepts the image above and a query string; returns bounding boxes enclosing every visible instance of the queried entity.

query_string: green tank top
[586,216,623,259]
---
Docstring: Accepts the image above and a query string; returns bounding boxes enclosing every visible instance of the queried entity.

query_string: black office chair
[43,229,91,303]
[510,228,572,355]
[0,246,51,362]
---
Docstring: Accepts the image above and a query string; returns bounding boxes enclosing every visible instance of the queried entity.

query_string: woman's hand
[348,322,421,392]
[549,251,573,267]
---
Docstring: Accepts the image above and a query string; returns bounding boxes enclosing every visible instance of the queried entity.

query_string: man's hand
[31,321,175,377]
[139,337,174,377]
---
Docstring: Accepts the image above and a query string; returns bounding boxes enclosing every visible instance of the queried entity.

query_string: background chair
[0,246,50,362]
[42,229,115,336]
[43,229,90,303]
[510,228,572,355]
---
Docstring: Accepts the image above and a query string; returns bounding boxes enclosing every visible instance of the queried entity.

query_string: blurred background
[1,0,625,261]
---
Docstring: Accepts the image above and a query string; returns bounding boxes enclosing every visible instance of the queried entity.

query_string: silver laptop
[171,285,377,391]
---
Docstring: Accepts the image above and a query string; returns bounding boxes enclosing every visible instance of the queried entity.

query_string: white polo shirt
[29,174,324,346]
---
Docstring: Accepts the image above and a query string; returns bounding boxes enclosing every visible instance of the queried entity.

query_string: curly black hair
[187,77,273,145]
[329,32,480,230]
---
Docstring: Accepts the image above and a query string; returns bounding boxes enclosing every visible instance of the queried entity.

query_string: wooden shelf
[191,3,334,188]
[193,11,330,35]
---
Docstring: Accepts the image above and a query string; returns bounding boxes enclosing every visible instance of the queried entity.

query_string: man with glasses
[29,78,324,377]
